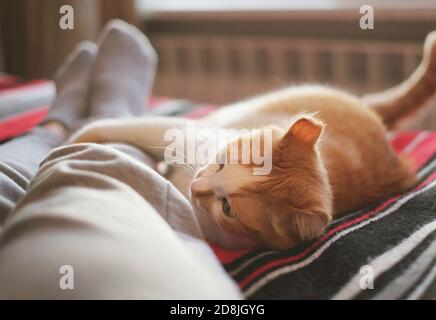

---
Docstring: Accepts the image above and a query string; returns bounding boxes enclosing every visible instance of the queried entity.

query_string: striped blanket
[1,74,435,299]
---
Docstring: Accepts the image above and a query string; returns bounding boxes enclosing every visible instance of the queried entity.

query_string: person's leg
[0,143,241,299]
[0,17,159,224]
[0,128,61,225]
[0,42,97,225]
[0,20,235,299]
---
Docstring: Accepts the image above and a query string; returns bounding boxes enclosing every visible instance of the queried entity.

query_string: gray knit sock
[89,20,158,119]
[43,41,98,130]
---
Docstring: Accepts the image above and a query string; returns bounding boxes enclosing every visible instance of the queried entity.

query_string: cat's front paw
[68,120,110,144]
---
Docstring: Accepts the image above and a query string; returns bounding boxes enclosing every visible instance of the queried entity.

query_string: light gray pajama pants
[0,128,241,299]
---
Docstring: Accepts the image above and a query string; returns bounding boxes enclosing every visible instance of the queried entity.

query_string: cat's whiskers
[147,144,197,176]
[171,164,196,177]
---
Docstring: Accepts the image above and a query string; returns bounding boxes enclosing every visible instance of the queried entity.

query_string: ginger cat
[70,31,436,250]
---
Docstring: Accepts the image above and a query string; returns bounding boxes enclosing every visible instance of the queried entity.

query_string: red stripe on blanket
[209,243,252,264]
[0,107,48,141]
[390,131,421,153]
[148,96,171,109]
[0,87,161,141]
[185,105,219,119]
[0,75,19,88]
[237,172,436,289]
[0,79,51,95]
[391,131,436,171]
[404,132,436,171]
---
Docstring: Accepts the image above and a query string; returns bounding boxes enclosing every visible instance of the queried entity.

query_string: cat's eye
[221,197,235,218]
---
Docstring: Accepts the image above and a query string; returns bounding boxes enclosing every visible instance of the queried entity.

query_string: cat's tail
[362,31,436,129]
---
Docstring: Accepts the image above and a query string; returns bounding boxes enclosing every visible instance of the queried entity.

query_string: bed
[1,74,435,299]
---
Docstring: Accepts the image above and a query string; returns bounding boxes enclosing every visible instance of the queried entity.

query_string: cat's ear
[271,208,331,248]
[288,209,330,242]
[282,116,324,146]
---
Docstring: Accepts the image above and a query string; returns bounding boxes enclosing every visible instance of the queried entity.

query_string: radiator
[151,34,422,104]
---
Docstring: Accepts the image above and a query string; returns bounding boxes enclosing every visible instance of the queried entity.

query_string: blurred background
[1,0,436,105]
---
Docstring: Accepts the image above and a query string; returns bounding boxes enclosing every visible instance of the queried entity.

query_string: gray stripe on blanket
[332,220,436,300]
[0,94,54,118]
[372,232,436,299]
[148,99,197,117]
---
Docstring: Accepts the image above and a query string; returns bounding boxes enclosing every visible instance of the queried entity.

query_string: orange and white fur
[70,32,436,250]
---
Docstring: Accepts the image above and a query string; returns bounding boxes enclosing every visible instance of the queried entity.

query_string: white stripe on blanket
[372,237,436,299]
[418,158,436,179]
[406,262,436,300]
[332,220,436,300]
[244,179,436,297]
[229,251,276,277]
